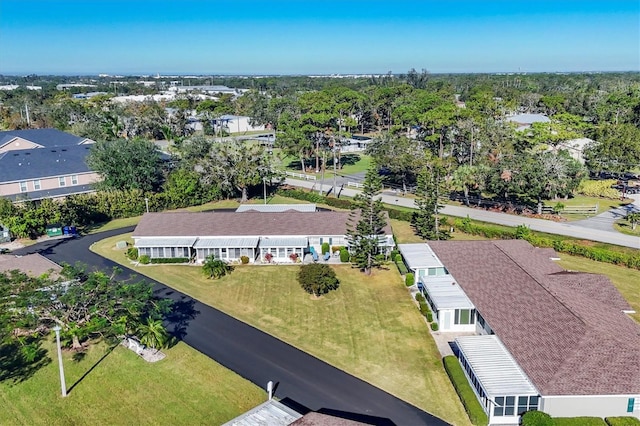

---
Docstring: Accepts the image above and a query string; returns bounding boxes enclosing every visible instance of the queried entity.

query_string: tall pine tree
[412,159,450,240]
[346,165,388,275]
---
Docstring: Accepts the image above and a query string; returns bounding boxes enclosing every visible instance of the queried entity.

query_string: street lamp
[52,325,67,397]
[263,177,267,205]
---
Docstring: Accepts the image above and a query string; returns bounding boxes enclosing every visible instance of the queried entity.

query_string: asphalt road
[287,178,640,249]
[15,230,449,426]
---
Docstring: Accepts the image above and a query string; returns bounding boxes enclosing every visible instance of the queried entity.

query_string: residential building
[398,240,639,424]
[213,115,265,134]
[0,224,10,243]
[0,128,94,154]
[505,113,550,131]
[0,253,62,278]
[0,145,98,201]
[132,211,394,263]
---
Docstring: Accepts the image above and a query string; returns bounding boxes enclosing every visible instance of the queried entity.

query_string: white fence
[285,171,317,181]
[347,181,364,189]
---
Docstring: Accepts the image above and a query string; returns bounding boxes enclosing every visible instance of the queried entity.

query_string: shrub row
[605,417,640,426]
[279,189,640,271]
[1,187,221,239]
[442,356,489,426]
[150,257,190,264]
[278,188,415,222]
[552,417,607,426]
[454,217,640,270]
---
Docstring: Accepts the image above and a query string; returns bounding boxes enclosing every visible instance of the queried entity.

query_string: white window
[58,176,66,187]
[33,179,41,190]
[19,181,27,192]
[71,175,78,185]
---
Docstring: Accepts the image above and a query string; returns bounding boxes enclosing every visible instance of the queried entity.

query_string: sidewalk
[285,178,640,249]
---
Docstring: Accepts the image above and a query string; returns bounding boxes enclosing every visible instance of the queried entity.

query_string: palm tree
[137,318,169,353]
[627,212,640,231]
[202,256,232,279]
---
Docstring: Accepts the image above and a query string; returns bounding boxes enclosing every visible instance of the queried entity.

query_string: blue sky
[0,0,638,75]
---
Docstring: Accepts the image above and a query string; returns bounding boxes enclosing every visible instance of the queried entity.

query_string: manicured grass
[556,254,640,323]
[614,218,640,237]
[544,195,631,221]
[0,341,265,426]
[92,234,470,426]
[390,219,488,244]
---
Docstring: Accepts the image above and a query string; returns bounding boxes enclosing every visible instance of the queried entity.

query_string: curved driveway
[15,229,448,426]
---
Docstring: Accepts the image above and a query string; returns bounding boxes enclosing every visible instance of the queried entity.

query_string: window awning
[135,237,197,248]
[194,237,260,248]
[259,237,308,247]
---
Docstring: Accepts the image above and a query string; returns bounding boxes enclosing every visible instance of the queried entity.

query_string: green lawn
[390,219,488,244]
[274,150,372,177]
[92,234,470,426]
[614,217,640,237]
[0,341,265,426]
[545,195,632,221]
[556,254,640,323]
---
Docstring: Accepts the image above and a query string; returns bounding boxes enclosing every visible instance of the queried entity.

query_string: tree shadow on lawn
[0,339,50,385]
[67,344,118,395]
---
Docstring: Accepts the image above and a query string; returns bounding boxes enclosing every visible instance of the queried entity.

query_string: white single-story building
[398,240,640,424]
[214,115,264,134]
[132,210,393,264]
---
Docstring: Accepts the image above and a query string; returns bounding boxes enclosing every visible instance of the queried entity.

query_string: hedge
[405,272,415,286]
[396,261,408,275]
[139,254,150,264]
[606,418,640,426]
[453,217,640,270]
[553,418,607,426]
[443,356,488,426]
[150,257,190,264]
[278,188,640,271]
[339,248,350,262]
[521,411,553,426]
[430,322,439,331]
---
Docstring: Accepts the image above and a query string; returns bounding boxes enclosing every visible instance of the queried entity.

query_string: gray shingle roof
[428,240,640,396]
[0,128,88,148]
[5,185,95,202]
[0,145,93,182]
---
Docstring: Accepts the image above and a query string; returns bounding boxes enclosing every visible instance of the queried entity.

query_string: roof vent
[51,150,57,152]
[61,149,67,152]
[25,152,30,155]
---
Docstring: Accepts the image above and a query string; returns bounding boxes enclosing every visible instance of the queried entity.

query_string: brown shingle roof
[0,254,61,278]
[428,240,640,396]
[132,211,393,238]
[290,412,368,426]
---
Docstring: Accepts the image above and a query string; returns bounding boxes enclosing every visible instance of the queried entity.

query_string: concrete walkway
[286,178,640,249]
